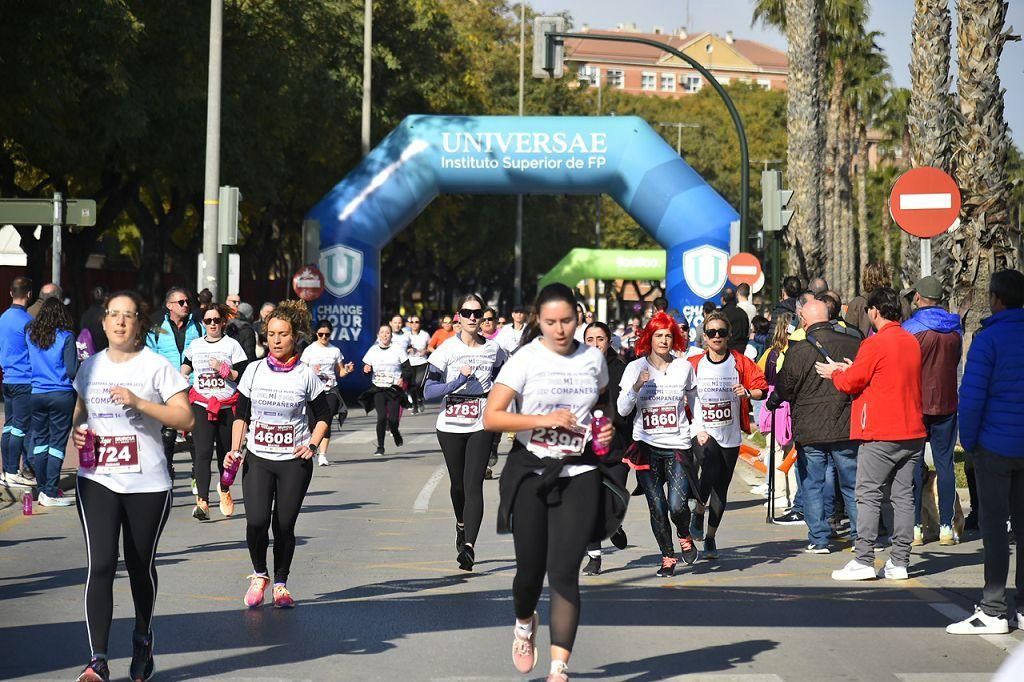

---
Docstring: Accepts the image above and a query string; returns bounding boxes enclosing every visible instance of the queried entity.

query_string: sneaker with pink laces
[512,612,538,674]
[273,583,295,609]
[244,574,270,608]
[656,555,678,577]
[678,536,698,565]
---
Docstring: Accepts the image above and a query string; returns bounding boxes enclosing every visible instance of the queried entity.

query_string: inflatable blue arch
[304,115,738,382]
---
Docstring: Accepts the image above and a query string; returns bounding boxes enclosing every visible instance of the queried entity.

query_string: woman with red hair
[617,312,699,577]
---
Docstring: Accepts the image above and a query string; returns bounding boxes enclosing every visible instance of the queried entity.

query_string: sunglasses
[317,332,330,338]
[408,319,420,323]
[482,317,495,322]
[459,308,484,320]
[204,317,222,325]
[170,299,189,307]
[705,328,729,339]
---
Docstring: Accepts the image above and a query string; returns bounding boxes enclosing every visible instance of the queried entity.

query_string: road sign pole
[920,238,932,278]
[52,192,63,285]
[200,0,223,296]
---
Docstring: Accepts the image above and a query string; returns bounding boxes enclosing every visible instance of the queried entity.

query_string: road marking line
[414,464,447,513]
[0,514,29,534]
[895,674,995,681]
[927,602,1021,652]
[900,193,952,210]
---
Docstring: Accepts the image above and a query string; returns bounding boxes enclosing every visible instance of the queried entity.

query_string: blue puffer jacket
[959,308,1024,457]
[146,314,202,370]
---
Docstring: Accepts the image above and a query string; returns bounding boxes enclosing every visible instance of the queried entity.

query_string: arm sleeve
[958,335,994,452]
[236,394,251,423]
[309,393,330,427]
[232,360,248,375]
[423,367,469,401]
[63,333,81,380]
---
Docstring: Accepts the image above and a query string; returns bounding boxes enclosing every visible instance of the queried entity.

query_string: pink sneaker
[273,584,295,609]
[244,574,269,608]
[547,660,569,681]
[512,612,538,674]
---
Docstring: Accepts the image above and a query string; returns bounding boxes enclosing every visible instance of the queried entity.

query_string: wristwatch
[744,388,753,399]
[308,443,320,457]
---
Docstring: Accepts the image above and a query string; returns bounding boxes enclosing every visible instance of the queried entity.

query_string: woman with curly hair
[224,300,331,609]
[846,262,893,338]
[25,297,79,507]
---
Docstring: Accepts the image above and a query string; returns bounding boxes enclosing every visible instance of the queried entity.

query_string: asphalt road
[1,407,1019,681]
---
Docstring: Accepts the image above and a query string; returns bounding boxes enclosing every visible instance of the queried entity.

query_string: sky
[531,0,1024,146]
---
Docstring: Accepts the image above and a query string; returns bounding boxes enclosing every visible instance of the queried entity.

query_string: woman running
[26,298,79,508]
[688,311,768,559]
[581,321,630,576]
[224,301,331,609]
[404,315,431,414]
[618,312,699,576]
[182,303,248,521]
[424,294,506,572]
[361,324,408,455]
[72,290,193,682]
[485,283,621,682]
[300,320,355,465]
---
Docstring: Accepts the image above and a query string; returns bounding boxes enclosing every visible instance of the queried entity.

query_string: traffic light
[217,185,241,248]
[532,16,565,79]
[760,170,794,232]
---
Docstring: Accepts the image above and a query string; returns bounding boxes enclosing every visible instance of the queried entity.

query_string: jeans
[2,382,31,474]
[913,413,958,527]
[972,448,1024,617]
[30,391,75,497]
[799,442,859,547]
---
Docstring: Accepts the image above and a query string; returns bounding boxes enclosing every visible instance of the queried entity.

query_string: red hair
[635,312,685,358]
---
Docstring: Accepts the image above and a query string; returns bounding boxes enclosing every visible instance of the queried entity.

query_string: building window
[682,75,702,93]
[757,78,772,91]
[606,69,624,89]
[718,76,731,85]
[660,73,676,92]
[641,72,656,91]
[578,64,600,87]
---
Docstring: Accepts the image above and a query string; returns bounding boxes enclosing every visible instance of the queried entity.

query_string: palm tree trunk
[856,121,870,293]
[783,0,823,281]
[952,0,1020,346]
[824,58,846,285]
[882,194,894,268]
[841,104,856,297]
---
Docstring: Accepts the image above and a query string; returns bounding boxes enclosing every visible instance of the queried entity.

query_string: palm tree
[907,0,954,288]
[952,0,1021,344]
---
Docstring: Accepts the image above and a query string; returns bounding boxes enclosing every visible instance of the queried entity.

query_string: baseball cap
[904,275,943,301]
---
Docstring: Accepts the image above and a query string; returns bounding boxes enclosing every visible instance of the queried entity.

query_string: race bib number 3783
[95,435,141,474]
[445,395,481,425]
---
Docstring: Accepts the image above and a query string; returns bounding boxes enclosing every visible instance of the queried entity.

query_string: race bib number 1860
[641,405,679,435]
[95,435,141,474]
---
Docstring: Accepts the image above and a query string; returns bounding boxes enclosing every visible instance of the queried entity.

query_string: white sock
[587,550,601,559]
[550,660,569,675]
[514,618,534,638]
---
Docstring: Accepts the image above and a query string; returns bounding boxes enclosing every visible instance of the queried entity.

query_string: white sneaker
[946,606,1010,635]
[939,524,958,546]
[832,559,876,581]
[317,454,330,467]
[38,492,74,508]
[805,544,830,554]
[879,558,908,580]
[5,471,36,487]
[1008,610,1024,629]
[750,483,769,496]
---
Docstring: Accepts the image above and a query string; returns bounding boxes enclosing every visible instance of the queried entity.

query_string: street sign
[889,166,961,238]
[292,264,325,302]
[0,198,96,227]
[532,16,565,79]
[727,252,762,287]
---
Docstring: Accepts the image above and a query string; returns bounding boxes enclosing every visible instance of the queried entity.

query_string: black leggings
[374,391,401,447]
[410,364,428,408]
[76,476,172,657]
[191,404,233,502]
[242,455,314,584]
[309,390,348,435]
[436,429,492,545]
[694,436,741,530]
[513,470,600,652]
[637,448,691,557]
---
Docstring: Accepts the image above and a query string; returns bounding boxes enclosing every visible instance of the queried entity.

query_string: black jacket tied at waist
[497,441,629,543]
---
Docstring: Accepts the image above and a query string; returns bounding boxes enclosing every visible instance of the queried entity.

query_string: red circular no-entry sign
[292,264,325,302]
[889,166,962,238]
[727,252,763,287]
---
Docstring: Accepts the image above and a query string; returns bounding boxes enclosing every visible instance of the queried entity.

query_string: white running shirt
[406,330,431,367]
[692,353,743,448]
[495,339,608,477]
[74,348,189,494]
[428,335,506,433]
[184,336,247,401]
[238,360,325,461]
[362,344,407,388]
[617,356,697,449]
[301,342,344,391]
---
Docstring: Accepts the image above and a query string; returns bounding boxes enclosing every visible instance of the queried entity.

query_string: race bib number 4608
[95,435,141,474]
[701,401,734,428]
[530,426,586,457]
[252,423,295,454]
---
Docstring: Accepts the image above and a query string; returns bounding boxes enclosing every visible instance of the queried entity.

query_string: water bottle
[221,453,241,487]
[591,410,610,456]
[22,492,32,516]
[78,425,96,469]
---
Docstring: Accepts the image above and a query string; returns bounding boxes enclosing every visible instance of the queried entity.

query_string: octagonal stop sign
[889,166,962,238]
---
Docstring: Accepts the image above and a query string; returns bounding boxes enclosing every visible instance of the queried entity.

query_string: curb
[0,469,78,509]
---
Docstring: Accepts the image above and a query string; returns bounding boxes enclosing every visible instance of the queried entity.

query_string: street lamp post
[513,1,525,307]
[200,0,224,295]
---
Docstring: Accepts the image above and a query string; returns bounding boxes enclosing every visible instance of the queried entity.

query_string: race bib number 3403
[95,435,141,474]
[252,423,296,454]
[530,426,586,457]
[197,373,226,391]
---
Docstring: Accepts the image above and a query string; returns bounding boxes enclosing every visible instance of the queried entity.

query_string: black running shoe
[964,511,979,531]
[702,536,719,560]
[456,524,466,550]
[484,467,493,480]
[457,544,475,572]
[374,446,385,457]
[678,536,699,565]
[609,526,628,550]
[130,631,154,681]
[77,657,110,682]
[773,509,805,525]
[582,556,602,575]
[393,432,404,448]
[656,556,677,577]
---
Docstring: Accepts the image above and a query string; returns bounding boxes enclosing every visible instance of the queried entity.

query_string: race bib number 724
[95,435,141,474]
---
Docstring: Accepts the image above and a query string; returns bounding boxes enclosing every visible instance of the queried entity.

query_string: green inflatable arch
[538,248,667,290]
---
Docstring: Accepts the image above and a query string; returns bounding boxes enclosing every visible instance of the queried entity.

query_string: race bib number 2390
[530,426,586,457]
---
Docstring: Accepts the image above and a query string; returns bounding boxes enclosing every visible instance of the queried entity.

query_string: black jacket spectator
[721,300,750,354]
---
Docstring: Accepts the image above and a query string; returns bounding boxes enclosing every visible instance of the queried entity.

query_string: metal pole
[920,238,932,277]
[513,1,525,305]
[361,0,372,156]
[52,192,63,285]
[200,0,223,296]
[549,32,751,248]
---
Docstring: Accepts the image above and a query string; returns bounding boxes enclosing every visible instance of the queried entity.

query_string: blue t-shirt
[0,304,32,384]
